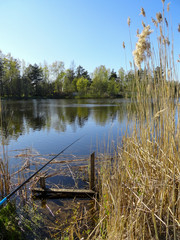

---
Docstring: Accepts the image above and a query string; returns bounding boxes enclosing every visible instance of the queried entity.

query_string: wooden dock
[32,152,97,199]
[32,188,96,199]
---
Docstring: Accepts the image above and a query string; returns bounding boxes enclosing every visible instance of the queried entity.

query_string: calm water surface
[0,98,135,226]
[1,99,132,163]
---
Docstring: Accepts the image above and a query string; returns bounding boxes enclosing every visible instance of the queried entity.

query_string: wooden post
[90,152,95,190]
[40,177,46,189]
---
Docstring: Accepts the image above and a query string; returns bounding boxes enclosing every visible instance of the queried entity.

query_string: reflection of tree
[64,107,78,124]
[0,99,137,145]
[28,115,46,130]
[0,101,25,144]
[92,106,119,126]
[93,107,109,126]
[0,100,48,144]
[91,101,137,126]
[26,100,46,130]
[55,102,90,130]
[117,102,129,123]
[53,106,66,132]
[76,107,89,127]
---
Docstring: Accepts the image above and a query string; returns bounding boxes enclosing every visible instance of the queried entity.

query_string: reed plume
[165,18,168,27]
[156,12,163,23]
[167,2,170,12]
[142,21,146,28]
[127,17,131,27]
[140,8,146,17]
[133,25,153,69]
[152,17,158,27]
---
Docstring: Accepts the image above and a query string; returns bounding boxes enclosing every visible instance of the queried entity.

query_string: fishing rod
[0,136,83,206]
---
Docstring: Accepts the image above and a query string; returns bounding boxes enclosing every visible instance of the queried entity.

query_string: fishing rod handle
[0,197,7,206]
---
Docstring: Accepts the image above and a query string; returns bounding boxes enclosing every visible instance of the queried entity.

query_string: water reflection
[0,99,134,145]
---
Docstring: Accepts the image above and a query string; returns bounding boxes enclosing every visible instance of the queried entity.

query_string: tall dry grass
[0,98,11,198]
[0,146,10,198]
[92,2,180,239]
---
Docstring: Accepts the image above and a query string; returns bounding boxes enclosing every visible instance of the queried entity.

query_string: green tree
[62,68,75,94]
[2,55,21,97]
[41,62,52,96]
[124,70,135,97]
[0,57,4,96]
[10,59,22,97]
[50,61,65,95]
[72,65,91,92]
[63,76,75,94]
[76,77,89,95]
[109,69,117,80]
[118,67,126,94]
[107,69,119,96]
[75,65,91,80]
[91,65,110,96]
[107,79,119,96]
[21,74,32,98]
[26,64,43,96]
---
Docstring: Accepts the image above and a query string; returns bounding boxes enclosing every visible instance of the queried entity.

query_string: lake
[0,98,132,158]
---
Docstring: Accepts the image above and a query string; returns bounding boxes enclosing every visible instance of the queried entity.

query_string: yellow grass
[92,1,180,239]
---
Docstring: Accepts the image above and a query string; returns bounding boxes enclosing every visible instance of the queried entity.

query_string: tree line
[0,51,177,99]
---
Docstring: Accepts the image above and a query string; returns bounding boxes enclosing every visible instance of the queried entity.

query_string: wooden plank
[39,177,46,189]
[90,152,95,190]
[32,187,96,199]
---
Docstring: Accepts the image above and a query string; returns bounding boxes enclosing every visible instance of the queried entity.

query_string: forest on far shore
[0,51,178,99]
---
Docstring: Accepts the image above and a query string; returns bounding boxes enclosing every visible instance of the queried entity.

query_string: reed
[0,98,11,198]
[0,145,10,198]
[92,1,180,239]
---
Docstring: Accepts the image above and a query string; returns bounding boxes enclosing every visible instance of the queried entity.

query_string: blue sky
[0,0,179,77]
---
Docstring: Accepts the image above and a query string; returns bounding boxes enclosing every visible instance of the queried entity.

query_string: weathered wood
[31,152,98,200]
[90,152,95,190]
[32,188,96,199]
[39,177,46,189]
